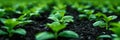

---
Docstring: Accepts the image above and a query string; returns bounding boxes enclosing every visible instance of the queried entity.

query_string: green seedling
[35,11,79,40]
[17,13,32,26]
[49,10,73,23]
[97,34,117,40]
[110,22,120,40]
[72,3,91,11]
[53,0,66,10]
[93,12,117,30]
[98,22,120,40]
[79,10,96,20]
[93,20,106,28]
[0,18,26,37]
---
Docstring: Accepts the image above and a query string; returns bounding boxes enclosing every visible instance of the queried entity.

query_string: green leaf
[13,28,26,35]
[18,14,27,20]
[36,32,54,40]
[0,18,5,23]
[48,16,59,22]
[0,30,7,35]
[61,16,73,23]
[110,22,120,37]
[56,10,65,17]
[110,22,120,27]
[59,30,79,38]
[113,38,120,40]
[19,20,32,25]
[107,15,117,22]
[111,34,118,38]
[110,27,120,37]
[47,22,66,32]
[79,14,87,18]
[4,19,20,28]
[95,12,107,18]
[84,10,94,15]
[98,35,112,38]
[49,11,66,22]
[89,14,96,20]
[93,21,106,27]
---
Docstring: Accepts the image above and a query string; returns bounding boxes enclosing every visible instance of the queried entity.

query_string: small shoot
[93,12,117,30]
[79,10,96,20]
[0,18,26,37]
[35,11,79,40]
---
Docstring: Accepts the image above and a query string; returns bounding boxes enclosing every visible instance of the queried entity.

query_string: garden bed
[0,0,120,40]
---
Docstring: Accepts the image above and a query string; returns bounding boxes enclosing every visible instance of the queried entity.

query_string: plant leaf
[89,14,96,20]
[84,10,94,15]
[36,32,54,40]
[4,19,20,28]
[110,27,120,37]
[113,38,120,40]
[61,16,73,23]
[0,30,7,35]
[93,21,106,27]
[47,22,66,32]
[98,35,112,38]
[48,16,59,22]
[59,30,79,38]
[110,22,120,28]
[79,14,87,18]
[107,15,117,22]
[13,28,26,35]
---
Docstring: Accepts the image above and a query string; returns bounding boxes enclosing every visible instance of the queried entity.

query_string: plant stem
[106,22,109,30]
[55,32,58,40]
[8,29,12,37]
[8,27,13,37]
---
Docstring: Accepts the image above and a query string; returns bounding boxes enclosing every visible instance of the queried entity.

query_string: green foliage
[36,30,79,40]
[36,32,55,40]
[46,11,76,39]
[53,0,66,10]
[49,11,73,23]
[47,22,66,32]
[35,11,78,40]
[59,30,79,38]
[94,13,117,29]
[79,10,96,20]
[110,22,120,37]
[17,13,33,26]
[0,30,8,35]
[0,0,120,40]
[48,11,73,33]
[13,28,26,35]
[97,34,118,40]
[93,21,106,28]
[0,18,26,37]
[98,35,112,38]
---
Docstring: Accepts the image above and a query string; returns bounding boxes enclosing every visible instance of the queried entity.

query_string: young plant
[97,22,120,40]
[110,22,120,40]
[17,13,32,26]
[35,11,79,40]
[79,10,96,20]
[49,11,73,23]
[0,18,26,37]
[53,0,66,10]
[93,12,117,30]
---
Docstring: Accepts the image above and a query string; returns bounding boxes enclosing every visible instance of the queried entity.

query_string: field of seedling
[0,0,120,40]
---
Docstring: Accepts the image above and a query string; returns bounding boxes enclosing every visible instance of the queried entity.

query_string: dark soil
[0,5,119,40]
